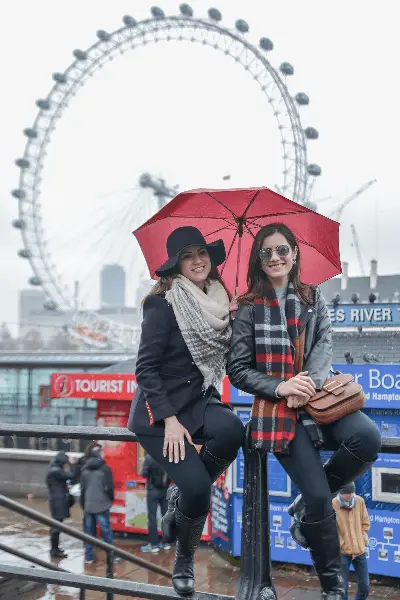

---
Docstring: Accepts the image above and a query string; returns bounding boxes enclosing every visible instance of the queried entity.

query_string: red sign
[50,373,137,400]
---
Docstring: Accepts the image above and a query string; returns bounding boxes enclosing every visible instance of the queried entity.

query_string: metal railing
[0,422,398,600]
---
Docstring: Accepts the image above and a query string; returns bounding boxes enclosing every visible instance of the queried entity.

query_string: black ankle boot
[161,485,180,543]
[172,507,208,596]
[289,443,376,548]
[50,531,67,558]
[199,444,231,482]
[301,512,344,600]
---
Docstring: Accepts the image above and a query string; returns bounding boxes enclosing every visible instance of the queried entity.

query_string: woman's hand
[286,394,311,409]
[163,416,193,463]
[229,296,239,315]
[277,371,316,399]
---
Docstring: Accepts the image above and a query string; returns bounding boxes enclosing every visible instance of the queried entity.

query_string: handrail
[0,424,398,452]
[0,541,67,573]
[0,494,171,578]
[0,564,234,600]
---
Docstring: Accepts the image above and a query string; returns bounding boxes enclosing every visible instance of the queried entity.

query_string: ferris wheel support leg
[235,425,277,600]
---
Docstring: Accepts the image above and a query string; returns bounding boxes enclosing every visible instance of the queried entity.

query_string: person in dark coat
[80,444,115,564]
[46,451,74,558]
[140,453,171,553]
[128,226,244,596]
[227,223,381,600]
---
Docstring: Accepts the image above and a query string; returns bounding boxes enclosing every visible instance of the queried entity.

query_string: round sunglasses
[259,244,290,262]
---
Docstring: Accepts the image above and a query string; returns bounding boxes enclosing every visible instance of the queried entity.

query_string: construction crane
[328,179,377,222]
[350,224,366,276]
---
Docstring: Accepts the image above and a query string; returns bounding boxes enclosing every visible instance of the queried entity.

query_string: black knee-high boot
[300,512,344,600]
[172,507,208,596]
[161,444,231,543]
[288,443,376,548]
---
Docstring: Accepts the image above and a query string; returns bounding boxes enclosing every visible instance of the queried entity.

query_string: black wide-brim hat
[155,226,226,277]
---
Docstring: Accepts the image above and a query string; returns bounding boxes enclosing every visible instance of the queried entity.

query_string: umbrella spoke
[205,192,238,219]
[203,222,237,239]
[241,189,261,218]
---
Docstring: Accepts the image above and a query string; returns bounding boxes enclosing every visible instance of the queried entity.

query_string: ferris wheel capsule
[235,20,249,33]
[122,15,137,27]
[36,99,51,110]
[15,158,30,169]
[29,276,42,286]
[179,4,193,17]
[295,92,310,106]
[208,8,222,21]
[11,189,26,199]
[259,37,274,51]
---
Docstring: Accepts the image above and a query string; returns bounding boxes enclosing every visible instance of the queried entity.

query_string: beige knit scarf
[165,275,231,390]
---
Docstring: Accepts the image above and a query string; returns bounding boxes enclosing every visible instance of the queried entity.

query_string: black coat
[142,454,170,490]
[46,452,73,521]
[128,294,222,437]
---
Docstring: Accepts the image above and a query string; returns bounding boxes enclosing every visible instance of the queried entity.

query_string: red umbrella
[133,187,341,295]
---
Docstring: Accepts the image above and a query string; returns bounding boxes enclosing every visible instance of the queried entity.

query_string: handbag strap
[294,329,306,375]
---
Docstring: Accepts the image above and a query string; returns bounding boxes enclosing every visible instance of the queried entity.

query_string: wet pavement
[0,499,399,600]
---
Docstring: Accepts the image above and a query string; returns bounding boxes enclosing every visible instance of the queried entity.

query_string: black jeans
[276,411,381,522]
[147,487,168,546]
[137,403,244,518]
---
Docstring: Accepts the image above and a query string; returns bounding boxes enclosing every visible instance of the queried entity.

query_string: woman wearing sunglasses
[227,223,380,600]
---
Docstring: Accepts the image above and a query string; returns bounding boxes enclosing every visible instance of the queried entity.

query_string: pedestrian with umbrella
[128,224,245,596]
[227,220,381,600]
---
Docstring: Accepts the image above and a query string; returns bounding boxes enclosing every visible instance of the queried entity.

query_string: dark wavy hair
[239,223,313,305]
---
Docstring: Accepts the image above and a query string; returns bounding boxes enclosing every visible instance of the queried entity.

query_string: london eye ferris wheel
[11,4,321,349]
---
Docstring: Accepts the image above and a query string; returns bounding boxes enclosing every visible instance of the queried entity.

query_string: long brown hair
[146,259,230,300]
[239,223,313,305]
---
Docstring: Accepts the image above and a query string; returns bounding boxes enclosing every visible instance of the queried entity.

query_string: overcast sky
[0,0,398,327]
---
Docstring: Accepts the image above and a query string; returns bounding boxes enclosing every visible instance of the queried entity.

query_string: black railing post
[235,425,277,600]
[79,588,86,600]
[106,550,114,600]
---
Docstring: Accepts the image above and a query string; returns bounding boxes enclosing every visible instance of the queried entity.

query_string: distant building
[100,264,126,309]
[321,260,400,304]
[19,289,47,324]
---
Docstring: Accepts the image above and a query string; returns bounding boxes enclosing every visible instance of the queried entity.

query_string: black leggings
[137,404,244,518]
[275,410,381,522]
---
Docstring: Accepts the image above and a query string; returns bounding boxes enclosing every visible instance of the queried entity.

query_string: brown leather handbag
[304,372,365,424]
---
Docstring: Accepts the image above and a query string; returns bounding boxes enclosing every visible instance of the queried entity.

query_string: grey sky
[0,0,398,326]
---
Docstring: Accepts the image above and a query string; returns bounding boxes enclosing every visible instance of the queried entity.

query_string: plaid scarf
[251,283,324,455]
[165,275,231,390]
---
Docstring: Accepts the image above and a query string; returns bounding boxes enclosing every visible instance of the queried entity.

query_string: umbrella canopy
[133,187,341,295]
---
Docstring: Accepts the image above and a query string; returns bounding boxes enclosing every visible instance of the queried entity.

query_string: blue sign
[327,303,400,327]
[335,364,400,409]
[230,496,400,577]
[229,364,400,409]
[211,485,232,553]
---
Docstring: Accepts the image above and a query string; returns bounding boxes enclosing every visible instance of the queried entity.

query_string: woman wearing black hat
[128,226,244,596]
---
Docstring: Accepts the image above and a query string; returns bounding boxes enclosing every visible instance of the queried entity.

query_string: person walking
[80,444,116,564]
[128,226,244,596]
[227,223,381,600]
[333,483,371,600]
[46,451,75,558]
[140,453,171,553]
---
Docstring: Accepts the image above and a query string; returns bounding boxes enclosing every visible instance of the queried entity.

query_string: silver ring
[180,440,185,446]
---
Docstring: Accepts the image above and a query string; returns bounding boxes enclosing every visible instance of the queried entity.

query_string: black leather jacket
[227,288,332,398]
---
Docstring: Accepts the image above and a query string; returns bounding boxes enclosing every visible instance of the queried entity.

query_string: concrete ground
[0,499,399,600]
